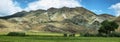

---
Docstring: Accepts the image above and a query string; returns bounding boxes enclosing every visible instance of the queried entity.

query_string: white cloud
[91,10,103,14]
[25,0,81,11]
[0,0,81,16]
[0,0,22,16]
[110,3,120,16]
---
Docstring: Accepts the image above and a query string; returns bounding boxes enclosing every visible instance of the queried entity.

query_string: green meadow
[0,32,120,42]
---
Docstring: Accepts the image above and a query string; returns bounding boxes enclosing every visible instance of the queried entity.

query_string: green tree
[98,20,119,34]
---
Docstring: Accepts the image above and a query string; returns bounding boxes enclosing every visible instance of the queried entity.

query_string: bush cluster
[80,32,120,37]
[63,33,75,37]
[7,32,26,36]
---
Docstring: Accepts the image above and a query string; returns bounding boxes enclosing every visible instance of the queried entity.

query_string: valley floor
[0,32,120,42]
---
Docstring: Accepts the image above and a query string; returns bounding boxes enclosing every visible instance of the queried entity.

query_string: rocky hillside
[115,16,120,32]
[0,7,116,33]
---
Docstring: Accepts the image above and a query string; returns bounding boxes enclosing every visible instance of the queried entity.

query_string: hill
[0,7,116,34]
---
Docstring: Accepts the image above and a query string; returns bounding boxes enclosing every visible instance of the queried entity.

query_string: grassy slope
[0,32,120,42]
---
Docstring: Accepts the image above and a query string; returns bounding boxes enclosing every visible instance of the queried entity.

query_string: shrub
[7,32,26,36]
[109,32,120,37]
[69,34,75,37]
[80,33,97,37]
[63,33,68,37]
[96,32,120,37]
[96,33,107,37]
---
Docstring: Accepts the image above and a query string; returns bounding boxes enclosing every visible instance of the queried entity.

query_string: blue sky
[80,0,120,15]
[13,0,120,16]
[0,0,120,16]
[13,0,38,8]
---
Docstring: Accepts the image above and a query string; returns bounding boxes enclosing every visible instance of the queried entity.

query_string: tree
[98,20,119,34]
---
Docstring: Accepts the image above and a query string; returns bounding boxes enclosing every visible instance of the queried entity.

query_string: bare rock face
[0,7,116,33]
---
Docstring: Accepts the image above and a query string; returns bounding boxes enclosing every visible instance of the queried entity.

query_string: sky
[0,0,120,16]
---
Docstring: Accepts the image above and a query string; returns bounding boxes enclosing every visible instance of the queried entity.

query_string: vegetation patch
[7,32,26,36]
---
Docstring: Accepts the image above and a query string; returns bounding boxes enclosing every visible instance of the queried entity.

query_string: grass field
[0,32,120,42]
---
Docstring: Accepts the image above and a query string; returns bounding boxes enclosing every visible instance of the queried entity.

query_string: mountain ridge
[0,7,117,34]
